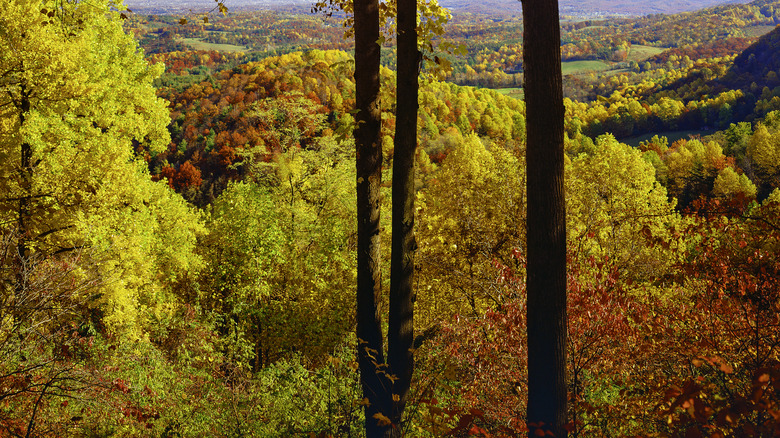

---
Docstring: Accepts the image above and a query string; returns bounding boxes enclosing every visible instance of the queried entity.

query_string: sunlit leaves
[567,134,681,282]
[712,166,756,199]
[0,0,198,335]
[199,135,357,367]
[416,131,526,324]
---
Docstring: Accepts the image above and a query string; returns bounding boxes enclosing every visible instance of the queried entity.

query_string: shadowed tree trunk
[17,87,31,263]
[354,0,390,434]
[388,0,419,431]
[14,84,32,298]
[521,0,568,437]
[354,0,421,433]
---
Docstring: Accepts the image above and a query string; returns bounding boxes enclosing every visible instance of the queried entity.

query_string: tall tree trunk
[16,86,32,296]
[521,0,568,437]
[354,0,390,435]
[388,0,419,431]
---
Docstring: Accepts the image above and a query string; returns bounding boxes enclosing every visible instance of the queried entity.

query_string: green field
[743,25,776,38]
[559,44,665,77]
[494,87,524,99]
[145,21,174,30]
[179,37,249,53]
[627,44,665,62]
[621,129,718,148]
[561,60,612,75]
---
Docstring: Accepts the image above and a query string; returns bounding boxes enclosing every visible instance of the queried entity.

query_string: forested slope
[2,0,780,436]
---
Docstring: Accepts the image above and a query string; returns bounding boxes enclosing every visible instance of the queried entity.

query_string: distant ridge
[124,0,752,17]
[439,0,752,18]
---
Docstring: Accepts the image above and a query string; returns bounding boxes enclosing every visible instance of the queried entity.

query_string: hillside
[124,0,753,16]
[6,0,780,436]
[726,23,780,86]
[444,0,753,17]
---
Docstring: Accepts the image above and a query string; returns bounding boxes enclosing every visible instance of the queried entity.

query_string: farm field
[621,129,719,147]
[494,87,524,98]
[627,44,666,62]
[561,59,612,75]
[179,37,249,52]
[742,24,777,37]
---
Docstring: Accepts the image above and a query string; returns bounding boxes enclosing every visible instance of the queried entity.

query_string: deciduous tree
[521,0,568,436]
[388,0,420,430]
[0,0,202,334]
[353,0,389,434]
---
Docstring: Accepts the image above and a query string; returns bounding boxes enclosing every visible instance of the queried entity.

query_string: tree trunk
[354,0,390,435]
[388,0,419,431]
[16,86,32,296]
[521,0,568,437]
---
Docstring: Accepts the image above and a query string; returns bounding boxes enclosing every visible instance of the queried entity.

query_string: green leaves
[199,134,357,366]
[0,0,199,335]
[568,135,681,282]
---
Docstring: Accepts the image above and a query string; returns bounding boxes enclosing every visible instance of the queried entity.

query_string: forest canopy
[1,0,780,436]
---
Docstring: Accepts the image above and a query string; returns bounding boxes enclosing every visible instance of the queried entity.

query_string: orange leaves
[160,161,203,191]
[692,356,735,374]
[372,412,393,427]
[661,357,780,435]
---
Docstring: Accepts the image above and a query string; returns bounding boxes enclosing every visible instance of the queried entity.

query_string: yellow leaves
[416,130,526,323]
[568,135,680,282]
[453,43,468,57]
[217,1,229,16]
[747,122,780,175]
[652,96,686,123]
[713,167,757,199]
[373,412,393,427]
[0,0,195,336]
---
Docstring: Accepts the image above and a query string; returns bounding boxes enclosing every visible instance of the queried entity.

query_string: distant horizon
[123,0,753,17]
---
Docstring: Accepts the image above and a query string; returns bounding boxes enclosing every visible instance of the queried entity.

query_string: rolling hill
[124,0,753,17]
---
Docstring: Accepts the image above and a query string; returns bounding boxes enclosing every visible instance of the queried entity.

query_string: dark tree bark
[15,85,32,296]
[354,0,390,435]
[388,0,419,431]
[18,89,31,261]
[521,0,568,437]
[353,0,421,434]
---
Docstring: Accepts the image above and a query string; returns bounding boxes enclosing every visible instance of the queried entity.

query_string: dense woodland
[2,0,780,436]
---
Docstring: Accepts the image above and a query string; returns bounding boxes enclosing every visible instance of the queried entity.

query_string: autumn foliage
[6,0,780,435]
[418,192,780,437]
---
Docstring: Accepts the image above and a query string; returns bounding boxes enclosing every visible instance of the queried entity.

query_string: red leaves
[657,197,780,436]
[112,378,131,394]
[120,403,160,425]
[661,364,780,437]
[425,194,780,436]
[692,356,734,374]
[160,160,203,191]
